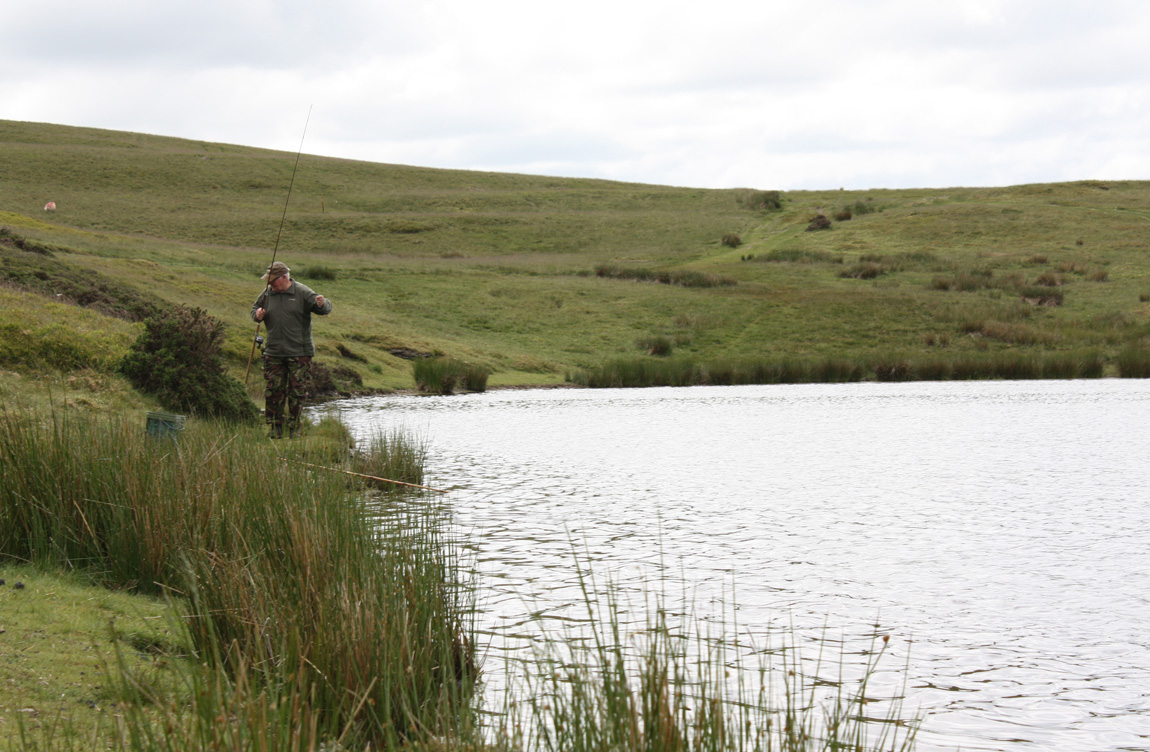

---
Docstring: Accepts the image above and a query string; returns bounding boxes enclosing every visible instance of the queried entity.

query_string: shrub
[119,305,259,422]
[806,214,832,231]
[852,199,881,215]
[833,207,853,221]
[1088,268,1109,282]
[720,233,742,248]
[1035,271,1062,287]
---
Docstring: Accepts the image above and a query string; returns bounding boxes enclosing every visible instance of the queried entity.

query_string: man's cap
[261,261,290,282]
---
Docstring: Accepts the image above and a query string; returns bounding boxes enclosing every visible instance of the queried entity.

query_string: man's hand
[315,295,326,308]
[255,307,266,322]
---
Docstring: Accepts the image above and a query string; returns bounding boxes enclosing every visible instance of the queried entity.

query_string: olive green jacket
[251,281,332,358]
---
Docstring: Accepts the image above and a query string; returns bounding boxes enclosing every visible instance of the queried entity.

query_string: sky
[4,0,1150,191]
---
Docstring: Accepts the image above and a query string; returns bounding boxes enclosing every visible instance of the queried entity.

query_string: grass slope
[2,119,1149,400]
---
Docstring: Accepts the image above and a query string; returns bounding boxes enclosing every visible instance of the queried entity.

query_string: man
[251,261,332,438]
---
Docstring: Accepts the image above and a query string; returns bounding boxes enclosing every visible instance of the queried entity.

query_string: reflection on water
[315,380,1150,752]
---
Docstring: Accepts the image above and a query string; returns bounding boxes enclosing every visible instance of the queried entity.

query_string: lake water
[315,379,1150,752]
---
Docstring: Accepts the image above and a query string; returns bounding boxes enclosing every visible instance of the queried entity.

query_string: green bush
[721,233,742,248]
[119,305,259,422]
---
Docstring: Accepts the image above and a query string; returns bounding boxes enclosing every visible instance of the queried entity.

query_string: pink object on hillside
[44,201,56,211]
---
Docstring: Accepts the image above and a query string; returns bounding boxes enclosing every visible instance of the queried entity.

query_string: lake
[314,379,1150,751]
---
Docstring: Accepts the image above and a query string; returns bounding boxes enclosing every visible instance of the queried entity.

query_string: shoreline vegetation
[4,119,1149,749]
[567,349,1123,388]
[2,121,1150,409]
[1,408,920,751]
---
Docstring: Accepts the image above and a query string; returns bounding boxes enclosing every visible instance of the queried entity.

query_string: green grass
[1,408,923,751]
[5,121,1149,404]
[496,560,917,752]
[412,356,491,394]
[570,349,1110,387]
[0,409,474,749]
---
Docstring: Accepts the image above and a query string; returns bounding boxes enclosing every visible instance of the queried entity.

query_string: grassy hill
[2,119,1149,407]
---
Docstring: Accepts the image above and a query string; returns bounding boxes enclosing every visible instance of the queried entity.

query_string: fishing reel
[255,334,265,353]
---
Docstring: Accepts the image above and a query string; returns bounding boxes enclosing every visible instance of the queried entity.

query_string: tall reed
[494,565,918,752]
[0,409,476,749]
[572,350,1110,389]
[413,357,490,394]
[1116,345,1150,377]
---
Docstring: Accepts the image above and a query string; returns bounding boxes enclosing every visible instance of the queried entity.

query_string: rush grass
[0,409,475,749]
[495,563,918,752]
[571,350,1107,387]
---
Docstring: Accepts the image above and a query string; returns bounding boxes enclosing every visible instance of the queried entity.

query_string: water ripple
[316,380,1150,752]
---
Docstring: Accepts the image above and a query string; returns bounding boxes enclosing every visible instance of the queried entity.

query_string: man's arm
[251,291,268,322]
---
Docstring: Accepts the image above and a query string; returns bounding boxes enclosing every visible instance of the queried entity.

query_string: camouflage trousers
[263,355,311,438]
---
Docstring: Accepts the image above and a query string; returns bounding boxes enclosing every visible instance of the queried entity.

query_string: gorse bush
[119,305,259,422]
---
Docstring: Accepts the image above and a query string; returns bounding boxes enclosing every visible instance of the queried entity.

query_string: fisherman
[251,261,332,438]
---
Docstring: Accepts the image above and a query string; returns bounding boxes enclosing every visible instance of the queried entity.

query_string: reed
[1116,345,1150,377]
[350,427,428,489]
[572,350,1111,389]
[413,356,459,394]
[412,357,490,394]
[0,409,476,749]
[494,564,918,752]
[571,357,702,388]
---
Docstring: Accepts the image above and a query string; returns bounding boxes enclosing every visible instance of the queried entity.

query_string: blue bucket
[146,411,185,439]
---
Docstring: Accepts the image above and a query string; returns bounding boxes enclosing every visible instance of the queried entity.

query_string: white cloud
[3,0,1150,189]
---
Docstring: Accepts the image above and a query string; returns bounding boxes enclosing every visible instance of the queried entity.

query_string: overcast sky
[4,0,1149,190]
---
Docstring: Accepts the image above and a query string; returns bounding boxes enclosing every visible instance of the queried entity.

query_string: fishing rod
[245,106,313,385]
[280,456,450,494]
